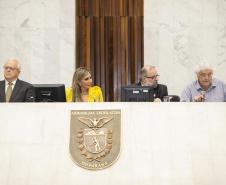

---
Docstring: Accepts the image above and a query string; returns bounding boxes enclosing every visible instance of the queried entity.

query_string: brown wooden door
[76,0,144,101]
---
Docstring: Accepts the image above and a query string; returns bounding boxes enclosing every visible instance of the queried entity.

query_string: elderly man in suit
[137,65,168,102]
[0,59,35,102]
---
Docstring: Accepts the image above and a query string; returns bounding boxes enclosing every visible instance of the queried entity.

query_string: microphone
[28,96,35,102]
[200,90,206,102]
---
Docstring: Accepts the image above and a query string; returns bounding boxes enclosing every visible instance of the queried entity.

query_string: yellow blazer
[65,86,103,102]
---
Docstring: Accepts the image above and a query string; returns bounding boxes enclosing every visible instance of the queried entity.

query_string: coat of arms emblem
[70,110,121,170]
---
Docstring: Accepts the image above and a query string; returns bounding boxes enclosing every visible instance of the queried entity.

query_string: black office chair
[163,95,180,102]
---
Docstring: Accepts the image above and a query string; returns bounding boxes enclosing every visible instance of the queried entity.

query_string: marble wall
[0,103,226,185]
[0,0,226,94]
[0,0,75,87]
[144,0,226,95]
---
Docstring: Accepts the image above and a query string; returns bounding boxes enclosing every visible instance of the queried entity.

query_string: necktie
[6,82,13,102]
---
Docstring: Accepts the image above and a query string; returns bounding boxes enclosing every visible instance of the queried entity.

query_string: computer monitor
[33,84,66,102]
[121,85,154,102]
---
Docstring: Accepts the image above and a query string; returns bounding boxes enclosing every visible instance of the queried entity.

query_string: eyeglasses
[3,66,18,71]
[199,73,212,78]
[145,74,159,80]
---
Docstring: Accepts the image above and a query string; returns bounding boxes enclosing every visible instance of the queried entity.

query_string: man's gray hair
[194,62,213,74]
[5,59,21,71]
[140,65,156,82]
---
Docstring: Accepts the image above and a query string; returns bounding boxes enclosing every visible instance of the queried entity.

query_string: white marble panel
[43,0,60,29]
[1,0,226,95]
[144,0,226,95]
[0,0,75,87]
[59,0,75,29]
[0,28,16,67]
[59,28,75,86]
[0,103,226,185]
[212,155,226,184]
[0,144,11,185]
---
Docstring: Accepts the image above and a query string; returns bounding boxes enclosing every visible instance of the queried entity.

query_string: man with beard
[137,65,168,102]
[181,63,226,102]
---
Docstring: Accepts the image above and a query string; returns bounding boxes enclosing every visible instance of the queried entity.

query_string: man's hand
[193,94,205,102]
[154,98,162,102]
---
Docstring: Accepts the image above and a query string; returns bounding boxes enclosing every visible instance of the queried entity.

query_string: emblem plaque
[70,110,121,170]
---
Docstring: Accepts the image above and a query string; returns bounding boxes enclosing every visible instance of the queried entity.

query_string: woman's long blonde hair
[72,67,91,102]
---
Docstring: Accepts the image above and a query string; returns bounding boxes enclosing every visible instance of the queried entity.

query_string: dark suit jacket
[136,82,168,101]
[0,79,35,102]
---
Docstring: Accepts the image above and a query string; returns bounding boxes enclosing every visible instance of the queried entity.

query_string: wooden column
[76,0,144,101]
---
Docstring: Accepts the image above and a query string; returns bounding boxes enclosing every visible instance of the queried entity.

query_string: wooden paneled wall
[76,0,144,101]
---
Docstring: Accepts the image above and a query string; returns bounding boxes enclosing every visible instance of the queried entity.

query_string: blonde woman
[66,67,103,102]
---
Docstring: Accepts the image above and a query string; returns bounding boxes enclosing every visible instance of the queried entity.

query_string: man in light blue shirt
[181,63,226,102]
